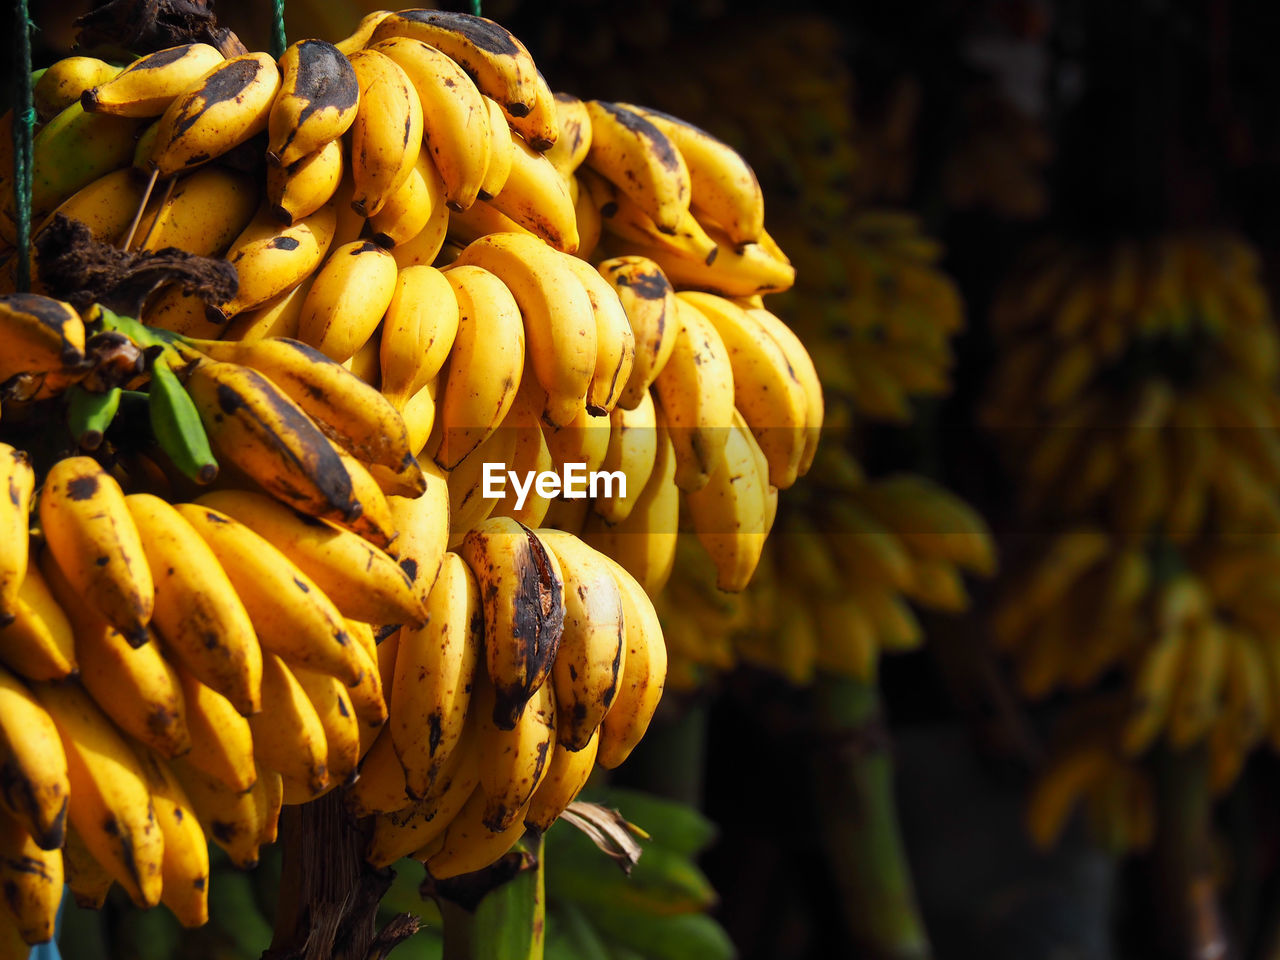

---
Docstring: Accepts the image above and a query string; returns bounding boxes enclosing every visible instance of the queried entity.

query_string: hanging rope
[271,0,287,58]
[471,0,482,17]
[12,0,35,293]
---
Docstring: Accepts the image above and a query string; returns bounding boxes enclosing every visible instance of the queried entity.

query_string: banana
[0,561,76,682]
[347,727,410,819]
[744,304,824,477]
[857,475,995,577]
[478,96,514,200]
[459,516,566,728]
[1122,624,1191,756]
[124,493,261,715]
[627,224,795,297]
[487,386,555,529]
[387,462,451,616]
[582,421,678,594]
[183,357,361,526]
[593,389,658,524]
[131,748,209,929]
[32,680,164,907]
[0,808,62,945]
[136,165,260,255]
[338,440,410,551]
[369,10,540,124]
[561,253,635,414]
[450,233,595,428]
[485,130,579,252]
[296,240,399,363]
[475,673,556,831]
[380,265,459,409]
[573,172,603,261]
[185,336,420,477]
[389,191,451,269]
[38,456,153,645]
[212,201,338,320]
[620,104,764,247]
[84,43,224,117]
[336,10,393,55]
[0,666,67,851]
[544,93,592,176]
[1168,618,1227,748]
[141,286,224,340]
[520,69,560,151]
[168,757,260,868]
[148,52,281,176]
[148,354,220,484]
[194,489,423,626]
[175,503,363,686]
[391,552,481,799]
[583,169,717,265]
[442,423,511,547]
[597,257,679,410]
[684,412,768,592]
[368,725,480,868]
[33,167,147,248]
[651,297,735,492]
[33,56,120,120]
[0,445,33,620]
[63,823,114,909]
[583,101,690,234]
[0,293,86,385]
[369,147,444,249]
[524,726,598,833]
[267,138,344,224]
[595,556,667,769]
[372,37,491,212]
[344,620,387,737]
[346,49,424,218]
[420,785,527,880]
[681,292,806,490]
[223,277,311,342]
[537,530,626,751]
[268,40,359,167]
[250,653,330,801]
[11,104,144,226]
[295,667,360,787]
[176,668,256,793]
[433,263,526,468]
[446,195,535,246]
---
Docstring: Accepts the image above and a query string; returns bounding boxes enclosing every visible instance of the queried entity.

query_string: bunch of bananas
[0,6,824,946]
[985,233,1280,849]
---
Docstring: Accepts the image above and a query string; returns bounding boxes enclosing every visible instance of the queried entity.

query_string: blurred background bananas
[0,5,818,947]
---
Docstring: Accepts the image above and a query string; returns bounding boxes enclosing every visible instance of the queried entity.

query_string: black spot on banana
[66,384,121,451]
[0,294,87,383]
[149,360,218,485]
[268,40,359,168]
[593,101,682,174]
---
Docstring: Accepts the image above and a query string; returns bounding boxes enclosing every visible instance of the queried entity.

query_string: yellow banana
[373,37,491,212]
[1168,619,1227,748]
[62,824,113,909]
[391,553,481,799]
[168,756,260,868]
[583,169,717,265]
[32,680,164,907]
[0,445,33,620]
[524,726,598,833]
[348,726,410,819]
[124,493,261,716]
[33,56,120,120]
[267,137,344,225]
[561,252,635,415]
[478,95,514,200]
[485,130,579,252]
[582,421,678,594]
[212,201,337,319]
[346,49,424,218]
[651,297,735,492]
[597,256,678,411]
[537,529,626,750]
[295,666,360,787]
[33,167,147,248]
[628,224,795,297]
[583,101,690,233]
[223,277,311,342]
[369,146,444,249]
[336,10,394,55]
[0,560,76,682]
[38,456,152,645]
[175,668,256,793]
[445,419,516,543]
[420,785,527,880]
[544,92,592,176]
[595,557,667,769]
[132,748,209,929]
[433,263,525,468]
[475,674,556,831]
[250,653,330,801]
[84,43,224,118]
[268,40,359,167]
[175,503,363,686]
[296,239,399,363]
[744,305,824,477]
[389,191,451,269]
[459,516,566,728]
[593,389,658,524]
[136,165,260,256]
[450,233,595,428]
[0,808,62,945]
[148,53,280,176]
[387,462,451,617]
[0,294,86,387]
[487,387,555,529]
[518,69,559,151]
[380,265,459,409]
[0,665,68,851]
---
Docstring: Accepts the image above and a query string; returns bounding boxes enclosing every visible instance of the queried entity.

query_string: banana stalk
[811,673,932,960]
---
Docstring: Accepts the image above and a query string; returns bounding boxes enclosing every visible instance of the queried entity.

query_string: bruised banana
[583,100,690,234]
[268,39,359,167]
[83,43,224,118]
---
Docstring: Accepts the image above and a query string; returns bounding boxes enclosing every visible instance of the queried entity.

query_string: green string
[271,0,287,58]
[12,0,34,292]
[471,0,482,16]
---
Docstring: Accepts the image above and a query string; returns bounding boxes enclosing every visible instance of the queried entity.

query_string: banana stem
[810,672,932,960]
[1148,746,1231,960]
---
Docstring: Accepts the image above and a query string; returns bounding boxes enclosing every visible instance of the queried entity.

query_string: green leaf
[591,909,735,960]
[545,902,611,960]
